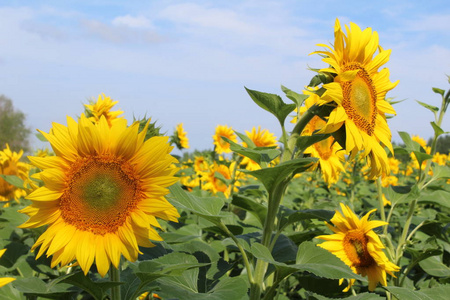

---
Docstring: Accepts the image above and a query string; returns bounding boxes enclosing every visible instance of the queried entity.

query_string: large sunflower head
[313,19,399,179]
[0,144,30,203]
[84,94,124,127]
[19,114,179,277]
[316,203,400,291]
[213,125,237,154]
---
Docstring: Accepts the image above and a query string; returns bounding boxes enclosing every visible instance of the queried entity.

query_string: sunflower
[299,94,345,185]
[0,144,30,203]
[316,203,399,291]
[202,161,238,198]
[171,123,189,150]
[84,94,124,127]
[213,125,238,154]
[19,114,179,277]
[241,126,278,170]
[313,19,398,179]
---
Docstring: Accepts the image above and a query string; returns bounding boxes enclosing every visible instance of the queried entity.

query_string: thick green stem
[376,177,386,223]
[250,179,290,300]
[109,264,121,300]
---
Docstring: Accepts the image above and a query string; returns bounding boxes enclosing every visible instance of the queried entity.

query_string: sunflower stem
[109,264,121,300]
[218,222,254,285]
[376,177,386,223]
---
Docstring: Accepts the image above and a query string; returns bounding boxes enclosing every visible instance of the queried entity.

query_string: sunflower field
[0,19,449,300]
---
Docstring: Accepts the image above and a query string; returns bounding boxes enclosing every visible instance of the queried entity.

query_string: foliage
[0,95,31,153]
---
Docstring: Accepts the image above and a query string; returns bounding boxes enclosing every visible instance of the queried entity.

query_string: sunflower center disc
[342,66,377,136]
[343,230,375,268]
[61,156,141,235]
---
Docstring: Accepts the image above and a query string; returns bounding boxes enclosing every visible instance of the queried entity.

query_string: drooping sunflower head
[314,19,399,179]
[171,123,189,150]
[213,125,237,154]
[0,144,30,203]
[84,94,124,127]
[19,114,179,277]
[316,203,400,291]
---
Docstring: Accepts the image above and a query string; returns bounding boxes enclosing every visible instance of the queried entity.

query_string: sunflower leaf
[245,87,296,126]
[0,174,24,189]
[243,157,317,195]
[417,100,439,113]
[231,195,267,227]
[221,136,280,165]
[384,286,450,300]
[431,121,446,137]
[295,134,332,151]
[168,184,224,225]
[281,85,308,107]
[251,242,364,281]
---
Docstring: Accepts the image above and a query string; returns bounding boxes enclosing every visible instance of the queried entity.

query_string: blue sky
[1,0,449,153]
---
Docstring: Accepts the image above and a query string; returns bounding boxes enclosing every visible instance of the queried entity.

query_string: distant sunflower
[0,144,30,203]
[241,126,277,170]
[202,161,238,198]
[316,203,399,291]
[313,19,398,179]
[171,123,189,150]
[300,94,345,185]
[19,114,179,277]
[84,94,124,127]
[213,125,237,154]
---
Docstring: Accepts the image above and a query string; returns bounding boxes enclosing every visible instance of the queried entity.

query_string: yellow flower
[202,161,238,198]
[316,203,399,291]
[171,123,189,150]
[84,94,124,127]
[313,19,398,179]
[213,125,237,154]
[381,175,398,187]
[432,152,448,166]
[382,194,391,207]
[388,157,401,174]
[0,144,30,203]
[0,249,16,287]
[241,126,278,170]
[301,94,345,185]
[19,114,179,277]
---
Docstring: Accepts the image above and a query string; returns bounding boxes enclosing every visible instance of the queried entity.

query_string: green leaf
[12,277,78,299]
[245,87,296,126]
[296,134,332,152]
[295,242,364,280]
[0,175,24,189]
[416,100,439,113]
[157,276,248,300]
[168,184,225,225]
[384,285,450,300]
[221,136,280,165]
[398,131,421,152]
[234,131,256,148]
[251,242,364,281]
[418,190,450,209]
[280,85,308,107]
[412,151,433,165]
[432,87,445,96]
[279,207,334,229]
[231,195,267,227]
[59,271,122,300]
[431,121,445,137]
[418,255,450,277]
[244,157,317,195]
[431,164,450,180]
[310,291,383,299]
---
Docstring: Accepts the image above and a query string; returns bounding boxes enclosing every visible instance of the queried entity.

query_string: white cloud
[112,15,153,29]
[81,19,164,44]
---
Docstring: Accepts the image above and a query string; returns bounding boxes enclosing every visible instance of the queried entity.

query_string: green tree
[0,95,31,152]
